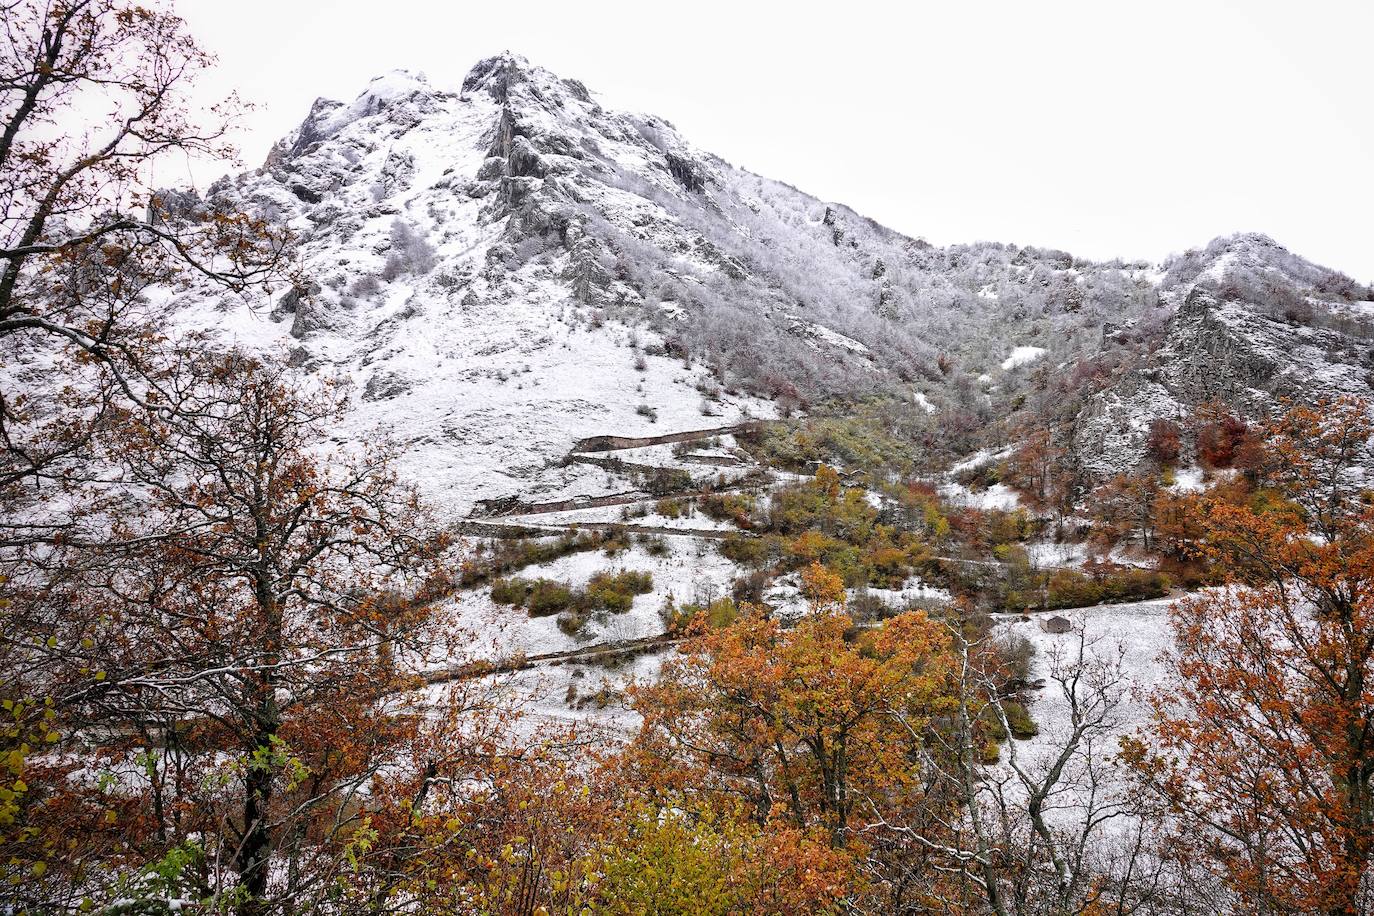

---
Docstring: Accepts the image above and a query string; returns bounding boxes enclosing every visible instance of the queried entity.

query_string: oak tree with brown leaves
[1128,396,1374,915]
[2,350,454,914]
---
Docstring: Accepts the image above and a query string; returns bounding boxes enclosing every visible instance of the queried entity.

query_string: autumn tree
[1145,418,1182,466]
[0,0,288,506]
[1002,426,1079,537]
[1003,427,1059,506]
[1091,472,1161,551]
[628,602,960,907]
[1,350,454,914]
[1193,403,1252,471]
[1127,396,1374,914]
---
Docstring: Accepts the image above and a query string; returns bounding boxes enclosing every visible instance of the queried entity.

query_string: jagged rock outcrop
[1074,274,1374,473]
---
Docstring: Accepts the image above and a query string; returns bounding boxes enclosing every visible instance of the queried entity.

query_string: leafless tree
[864,622,1222,914]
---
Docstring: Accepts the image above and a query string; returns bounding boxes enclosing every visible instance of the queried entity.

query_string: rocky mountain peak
[461,52,532,102]
[460,52,593,109]
[180,54,1374,516]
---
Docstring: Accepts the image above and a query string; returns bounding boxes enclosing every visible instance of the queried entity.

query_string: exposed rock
[564,235,614,304]
[1074,287,1374,474]
[822,206,845,246]
[290,183,322,204]
[147,187,205,224]
[507,135,546,179]
[363,370,412,401]
[477,156,506,181]
[282,281,325,338]
[665,151,707,193]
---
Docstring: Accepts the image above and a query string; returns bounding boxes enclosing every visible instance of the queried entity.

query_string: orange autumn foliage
[629,603,960,857]
[1128,396,1374,915]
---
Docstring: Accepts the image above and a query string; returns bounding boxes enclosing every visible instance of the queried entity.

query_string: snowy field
[1002,596,1176,751]
[991,595,1181,835]
[444,537,741,664]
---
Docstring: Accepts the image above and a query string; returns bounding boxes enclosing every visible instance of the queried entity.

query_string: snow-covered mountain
[161,53,1373,513]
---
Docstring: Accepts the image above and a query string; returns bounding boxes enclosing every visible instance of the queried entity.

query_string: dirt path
[570,420,769,454]
[477,472,770,520]
[423,633,682,685]
[504,520,739,540]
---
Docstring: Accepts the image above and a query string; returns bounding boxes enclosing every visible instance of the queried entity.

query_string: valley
[5,10,1374,911]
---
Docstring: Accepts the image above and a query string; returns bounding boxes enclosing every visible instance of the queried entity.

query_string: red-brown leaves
[1134,397,1374,914]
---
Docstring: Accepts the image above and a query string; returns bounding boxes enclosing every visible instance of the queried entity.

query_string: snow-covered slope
[174,63,788,515]
[147,55,1374,508]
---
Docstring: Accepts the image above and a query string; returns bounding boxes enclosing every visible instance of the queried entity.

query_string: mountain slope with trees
[8,5,1374,913]
[121,53,1374,513]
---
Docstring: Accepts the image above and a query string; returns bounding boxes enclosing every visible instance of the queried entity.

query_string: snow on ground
[503,502,739,532]
[865,578,953,607]
[625,510,737,531]
[337,310,773,518]
[1001,595,1176,754]
[993,595,1181,832]
[416,648,665,743]
[939,481,1021,511]
[762,573,807,619]
[1168,465,1206,493]
[1024,540,1094,568]
[445,537,739,663]
[783,315,872,355]
[913,390,937,414]
[587,437,738,469]
[1001,345,1047,371]
[947,446,1015,477]
[764,574,953,622]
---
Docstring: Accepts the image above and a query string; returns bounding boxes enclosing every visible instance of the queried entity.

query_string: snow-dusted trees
[380,218,437,279]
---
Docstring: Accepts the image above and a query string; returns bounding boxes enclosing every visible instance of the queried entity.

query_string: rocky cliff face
[1073,235,1374,474]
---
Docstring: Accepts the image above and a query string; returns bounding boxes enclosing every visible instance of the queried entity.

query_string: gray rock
[363,371,412,401]
[281,281,325,338]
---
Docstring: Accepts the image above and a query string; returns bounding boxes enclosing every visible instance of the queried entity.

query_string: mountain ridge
[153,51,1374,514]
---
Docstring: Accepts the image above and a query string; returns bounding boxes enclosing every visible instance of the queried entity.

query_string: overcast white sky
[173,0,1374,279]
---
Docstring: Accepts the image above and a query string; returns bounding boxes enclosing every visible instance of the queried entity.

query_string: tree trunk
[237,577,283,916]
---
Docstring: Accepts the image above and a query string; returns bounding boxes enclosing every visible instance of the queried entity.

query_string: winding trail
[423,633,682,685]
[570,421,768,454]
